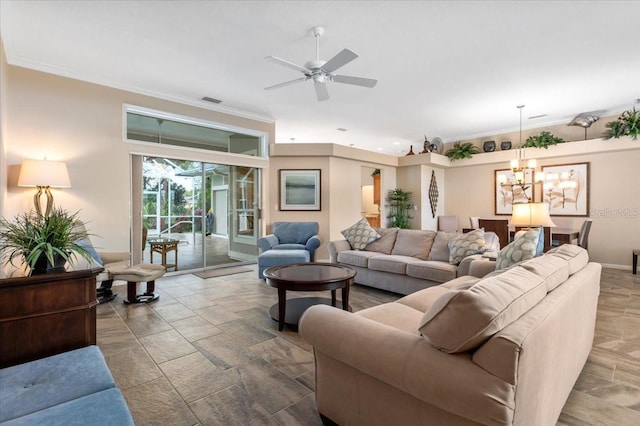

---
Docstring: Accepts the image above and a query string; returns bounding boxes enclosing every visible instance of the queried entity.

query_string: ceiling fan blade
[333,74,378,88]
[321,48,358,73]
[264,77,307,91]
[265,56,310,74]
[314,80,330,102]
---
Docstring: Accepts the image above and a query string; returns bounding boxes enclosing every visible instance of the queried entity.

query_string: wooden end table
[148,238,179,271]
[264,263,356,331]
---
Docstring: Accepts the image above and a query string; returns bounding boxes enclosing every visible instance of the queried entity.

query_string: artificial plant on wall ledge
[522,131,566,149]
[386,188,413,229]
[604,107,639,140]
[444,142,480,161]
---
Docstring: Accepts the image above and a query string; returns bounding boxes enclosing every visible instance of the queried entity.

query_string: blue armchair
[258,222,321,261]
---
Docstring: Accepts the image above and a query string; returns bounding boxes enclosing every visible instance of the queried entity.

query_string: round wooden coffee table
[264,262,356,331]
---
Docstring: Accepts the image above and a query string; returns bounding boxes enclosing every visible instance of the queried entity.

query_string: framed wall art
[541,162,589,216]
[494,169,534,215]
[279,169,321,211]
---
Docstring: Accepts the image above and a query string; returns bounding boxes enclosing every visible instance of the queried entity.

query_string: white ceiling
[1,1,639,155]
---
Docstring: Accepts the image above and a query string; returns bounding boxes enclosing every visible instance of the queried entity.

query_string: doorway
[138,156,260,272]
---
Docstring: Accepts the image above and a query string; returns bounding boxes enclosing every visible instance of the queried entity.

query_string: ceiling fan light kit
[265,26,377,101]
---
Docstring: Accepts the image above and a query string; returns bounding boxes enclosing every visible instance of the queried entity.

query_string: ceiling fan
[264,26,377,101]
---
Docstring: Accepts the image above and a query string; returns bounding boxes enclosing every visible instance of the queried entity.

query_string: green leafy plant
[371,168,381,176]
[444,142,480,161]
[386,188,413,229]
[522,131,565,149]
[605,108,640,140]
[0,207,92,275]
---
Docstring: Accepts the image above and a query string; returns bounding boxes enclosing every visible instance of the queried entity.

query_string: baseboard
[599,262,632,271]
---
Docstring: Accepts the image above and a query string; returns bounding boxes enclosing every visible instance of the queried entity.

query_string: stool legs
[633,252,638,275]
[124,280,159,304]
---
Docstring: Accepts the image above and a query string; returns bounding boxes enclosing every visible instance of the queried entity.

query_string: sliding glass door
[141,156,260,271]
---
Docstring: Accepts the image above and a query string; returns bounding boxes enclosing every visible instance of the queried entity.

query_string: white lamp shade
[18,160,71,188]
[510,202,556,227]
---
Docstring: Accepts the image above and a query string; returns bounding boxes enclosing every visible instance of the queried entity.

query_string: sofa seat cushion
[364,227,399,254]
[0,346,115,422]
[396,286,451,312]
[2,388,134,426]
[390,229,436,260]
[368,255,417,275]
[355,303,424,335]
[336,250,380,268]
[419,267,547,353]
[405,261,458,283]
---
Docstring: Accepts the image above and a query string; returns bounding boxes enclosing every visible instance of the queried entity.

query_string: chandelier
[497,105,536,202]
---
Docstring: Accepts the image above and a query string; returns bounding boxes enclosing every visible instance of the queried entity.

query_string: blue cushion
[257,249,310,279]
[0,346,115,422]
[273,222,318,244]
[273,243,306,251]
[76,238,103,266]
[2,388,134,426]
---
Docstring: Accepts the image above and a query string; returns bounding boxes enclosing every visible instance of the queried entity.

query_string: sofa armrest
[327,240,351,263]
[299,305,514,424]
[257,234,279,253]
[306,235,321,260]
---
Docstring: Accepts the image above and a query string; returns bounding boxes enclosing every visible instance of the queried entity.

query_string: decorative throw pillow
[428,231,459,262]
[495,227,541,270]
[514,226,544,256]
[390,230,436,260]
[341,218,381,250]
[448,229,489,265]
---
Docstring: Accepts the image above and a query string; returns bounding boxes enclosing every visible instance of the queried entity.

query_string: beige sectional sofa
[328,228,500,295]
[300,245,600,426]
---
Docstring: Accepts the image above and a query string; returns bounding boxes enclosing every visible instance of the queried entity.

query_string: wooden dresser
[0,268,103,368]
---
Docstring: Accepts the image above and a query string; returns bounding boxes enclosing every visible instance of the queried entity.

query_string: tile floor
[96,266,640,425]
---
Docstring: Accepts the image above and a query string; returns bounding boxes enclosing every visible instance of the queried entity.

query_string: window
[125,108,265,157]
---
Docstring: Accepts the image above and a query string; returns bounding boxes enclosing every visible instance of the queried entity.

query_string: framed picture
[279,169,321,211]
[494,169,534,215]
[541,162,589,216]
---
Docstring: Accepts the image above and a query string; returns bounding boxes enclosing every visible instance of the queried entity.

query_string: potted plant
[444,142,480,161]
[605,107,640,140]
[523,131,565,149]
[0,207,92,275]
[386,188,413,229]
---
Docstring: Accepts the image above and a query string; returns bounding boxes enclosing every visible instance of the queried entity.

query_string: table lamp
[18,159,71,217]
[511,202,556,252]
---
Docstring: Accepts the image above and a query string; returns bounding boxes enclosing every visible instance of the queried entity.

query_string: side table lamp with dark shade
[510,202,556,253]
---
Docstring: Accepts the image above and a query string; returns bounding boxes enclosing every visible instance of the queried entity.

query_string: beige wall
[2,63,274,255]
[445,148,640,267]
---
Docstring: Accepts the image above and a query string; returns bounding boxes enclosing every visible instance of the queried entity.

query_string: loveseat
[300,245,600,426]
[328,228,500,295]
[0,346,133,425]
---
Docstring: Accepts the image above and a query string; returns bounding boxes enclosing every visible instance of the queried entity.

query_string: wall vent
[201,96,222,104]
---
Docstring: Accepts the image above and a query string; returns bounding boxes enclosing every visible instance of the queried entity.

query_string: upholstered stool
[258,249,310,279]
[633,249,640,274]
[111,264,166,304]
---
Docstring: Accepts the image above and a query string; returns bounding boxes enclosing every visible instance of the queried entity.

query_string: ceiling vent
[201,96,222,104]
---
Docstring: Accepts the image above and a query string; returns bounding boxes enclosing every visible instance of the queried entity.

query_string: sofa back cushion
[390,229,435,260]
[418,266,547,353]
[364,227,399,254]
[448,229,489,265]
[545,244,589,276]
[273,221,318,244]
[427,231,458,262]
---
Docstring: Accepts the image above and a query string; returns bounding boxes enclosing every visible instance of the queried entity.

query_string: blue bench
[0,346,133,425]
